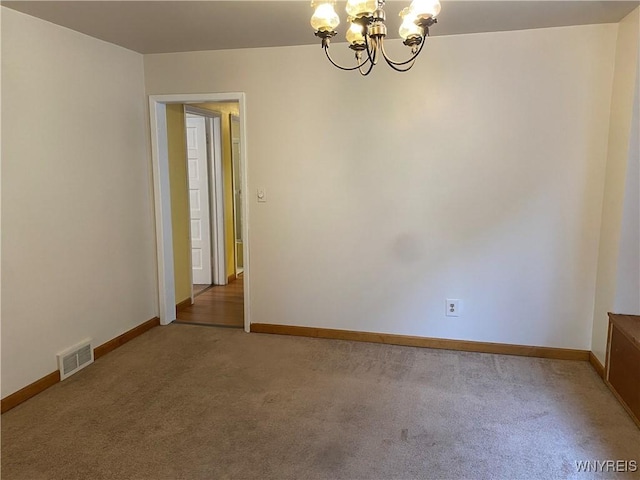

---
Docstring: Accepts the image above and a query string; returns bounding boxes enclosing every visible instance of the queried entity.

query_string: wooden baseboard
[1,371,60,414]
[94,317,160,360]
[250,324,590,361]
[227,274,237,284]
[176,298,192,312]
[589,351,605,379]
[1,316,160,414]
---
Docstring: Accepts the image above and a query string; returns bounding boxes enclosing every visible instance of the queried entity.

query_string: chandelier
[310,0,441,75]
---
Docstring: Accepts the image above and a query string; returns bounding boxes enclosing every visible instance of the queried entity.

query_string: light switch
[257,188,267,203]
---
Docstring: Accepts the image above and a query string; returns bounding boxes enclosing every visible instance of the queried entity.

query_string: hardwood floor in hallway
[177,278,244,328]
[193,284,212,296]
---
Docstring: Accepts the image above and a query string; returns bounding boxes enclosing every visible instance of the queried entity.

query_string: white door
[186,114,212,285]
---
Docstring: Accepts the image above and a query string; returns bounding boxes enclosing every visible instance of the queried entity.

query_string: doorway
[181,103,243,328]
[149,93,251,332]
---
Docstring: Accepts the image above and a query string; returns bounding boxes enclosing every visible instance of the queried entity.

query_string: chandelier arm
[363,35,373,64]
[358,57,376,76]
[364,34,380,66]
[373,37,381,64]
[383,56,417,72]
[324,45,370,71]
[357,35,380,75]
[379,32,428,67]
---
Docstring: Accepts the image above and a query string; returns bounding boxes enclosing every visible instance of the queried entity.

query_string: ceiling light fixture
[310,0,441,75]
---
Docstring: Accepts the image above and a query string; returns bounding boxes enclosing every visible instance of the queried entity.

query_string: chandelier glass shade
[310,0,441,75]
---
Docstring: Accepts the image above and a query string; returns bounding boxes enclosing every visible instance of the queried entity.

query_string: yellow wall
[166,104,192,304]
[194,102,239,279]
[230,115,243,270]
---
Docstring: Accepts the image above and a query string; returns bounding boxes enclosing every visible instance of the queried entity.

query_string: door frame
[149,93,251,332]
[184,106,227,289]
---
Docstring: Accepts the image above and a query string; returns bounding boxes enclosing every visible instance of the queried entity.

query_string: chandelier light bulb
[399,8,423,40]
[310,2,340,32]
[345,0,378,18]
[346,22,365,45]
[409,0,441,20]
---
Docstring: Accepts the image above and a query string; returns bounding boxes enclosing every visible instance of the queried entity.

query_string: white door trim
[209,116,227,286]
[185,105,221,119]
[149,93,251,332]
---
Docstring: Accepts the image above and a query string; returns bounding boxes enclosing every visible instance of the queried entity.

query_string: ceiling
[2,1,639,54]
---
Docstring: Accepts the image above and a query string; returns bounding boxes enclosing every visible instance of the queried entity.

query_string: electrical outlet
[446,299,461,317]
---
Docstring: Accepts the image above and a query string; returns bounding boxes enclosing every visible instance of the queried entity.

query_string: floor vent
[57,339,94,380]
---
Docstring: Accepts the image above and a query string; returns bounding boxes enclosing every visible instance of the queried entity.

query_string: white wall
[145,24,617,350]
[591,8,639,363]
[1,8,158,397]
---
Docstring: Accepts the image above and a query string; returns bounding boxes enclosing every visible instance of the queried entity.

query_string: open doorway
[149,93,250,332]
[180,102,244,328]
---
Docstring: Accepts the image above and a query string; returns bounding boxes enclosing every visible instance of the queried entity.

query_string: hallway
[176,278,244,328]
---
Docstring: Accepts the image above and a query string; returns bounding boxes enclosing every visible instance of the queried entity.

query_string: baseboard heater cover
[56,339,94,380]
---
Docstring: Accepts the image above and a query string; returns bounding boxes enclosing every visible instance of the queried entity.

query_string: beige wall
[194,102,239,279]
[145,23,619,349]
[166,104,192,304]
[1,8,158,396]
[591,8,640,363]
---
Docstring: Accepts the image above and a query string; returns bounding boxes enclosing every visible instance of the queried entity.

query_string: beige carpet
[2,324,639,480]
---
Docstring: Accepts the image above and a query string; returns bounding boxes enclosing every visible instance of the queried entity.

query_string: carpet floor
[2,324,639,479]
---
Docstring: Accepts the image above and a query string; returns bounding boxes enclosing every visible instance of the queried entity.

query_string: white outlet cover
[446,299,461,317]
